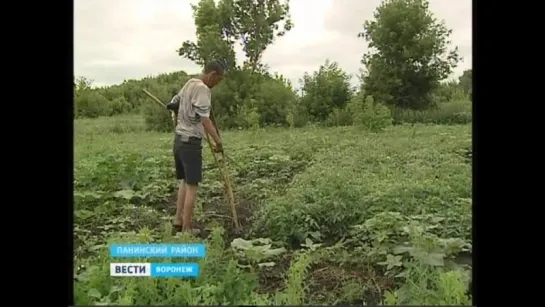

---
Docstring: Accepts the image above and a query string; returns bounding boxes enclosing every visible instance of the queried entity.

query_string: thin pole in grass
[207,109,240,231]
[142,89,241,232]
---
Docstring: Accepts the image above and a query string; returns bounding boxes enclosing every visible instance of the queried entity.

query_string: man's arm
[166,95,180,125]
[202,118,221,145]
[166,95,180,112]
[193,86,222,146]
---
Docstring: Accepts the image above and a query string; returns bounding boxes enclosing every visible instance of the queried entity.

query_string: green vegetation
[74,0,472,304]
[74,0,472,131]
[74,115,471,305]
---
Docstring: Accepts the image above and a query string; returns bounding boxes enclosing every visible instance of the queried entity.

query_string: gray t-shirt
[173,78,211,139]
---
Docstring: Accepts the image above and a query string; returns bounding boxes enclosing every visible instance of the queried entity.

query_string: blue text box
[151,263,200,277]
[110,244,206,258]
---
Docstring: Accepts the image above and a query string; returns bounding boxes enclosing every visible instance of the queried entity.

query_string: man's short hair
[204,60,227,75]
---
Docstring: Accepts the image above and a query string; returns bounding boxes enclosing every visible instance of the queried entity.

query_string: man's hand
[212,142,223,153]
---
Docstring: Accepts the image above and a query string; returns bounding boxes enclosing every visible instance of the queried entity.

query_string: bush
[323,95,393,131]
[392,100,471,125]
[254,77,297,127]
[300,60,352,122]
[238,104,261,130]
[75,91,111,119]
[325,108,353,127]
[291,104,311,128]
[432,82,469,105]
[143,103,175,132]
[358,96,393,132]
[74,68,471,131]
[109,97,132,116]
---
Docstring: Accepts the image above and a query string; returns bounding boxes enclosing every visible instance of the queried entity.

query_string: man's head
[201,60,226,88]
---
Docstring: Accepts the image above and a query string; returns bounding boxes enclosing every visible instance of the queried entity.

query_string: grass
[74,114,472,305]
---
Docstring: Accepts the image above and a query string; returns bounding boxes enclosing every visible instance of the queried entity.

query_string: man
[167,60,225,234]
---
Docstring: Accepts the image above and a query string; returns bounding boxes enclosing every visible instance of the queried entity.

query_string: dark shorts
[173,134,203,185]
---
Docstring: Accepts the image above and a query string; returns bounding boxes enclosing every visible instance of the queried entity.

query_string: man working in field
[166,60,225,234]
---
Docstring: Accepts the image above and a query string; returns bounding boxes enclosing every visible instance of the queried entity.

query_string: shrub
[392,100,471,125]
[325,107,353,127]
[357,96,393,132]
[75,91,111,119]
[324,95,393,130]
[109,97,132,116]
[240,104,261,130]
[292,105,311,128]
[143,103,174,132]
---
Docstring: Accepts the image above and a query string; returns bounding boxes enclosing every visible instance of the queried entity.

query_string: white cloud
[75,0,471,88]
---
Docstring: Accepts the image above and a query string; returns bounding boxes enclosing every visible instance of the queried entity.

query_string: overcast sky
[74,0,471,88]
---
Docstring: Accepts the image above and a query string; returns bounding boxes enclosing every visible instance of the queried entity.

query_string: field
[74,115,472,305]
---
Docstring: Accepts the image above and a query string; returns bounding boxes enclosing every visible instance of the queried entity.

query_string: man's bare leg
[173,180,186,226]
[182,184,198,231]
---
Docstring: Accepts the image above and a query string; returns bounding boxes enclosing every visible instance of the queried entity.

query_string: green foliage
[74,0,472,304]
[237,104,260,129]
[392,100,471,125]
[109,97,132,116]
[74,115,146,136]
[355,95,393,132]
[143,103,174,133]
[178,0,292,71]
[252,124,471,246]
[300,60,352,122]
[75,115,472,305]
[290,103,311,128]
[75,65,470,130]
[325,107,353,127]
[254,75,297,126]
[177,0,295,130]
[359,0,460,109]
[432,81,468,104]
[74,71,190,120]
[74,0,470,130]
[75,90,111,119]
[458,69,472,99]
[210,69,298,129]
[324,94,393,131]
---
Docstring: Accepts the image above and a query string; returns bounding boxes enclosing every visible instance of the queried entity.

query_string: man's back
[175,78,211,139]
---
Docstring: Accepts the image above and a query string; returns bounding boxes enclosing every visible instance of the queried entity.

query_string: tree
[254,74,297,126]
[178,0,238,70]
[177,0,294,128]
[232,0,293,72]
[299,60,352,122]
[458,69,472,98]
[359,0,460,109]
[178,0,292,73]
[74,76,93,94]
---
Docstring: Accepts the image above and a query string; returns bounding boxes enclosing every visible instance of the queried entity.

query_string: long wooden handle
[142,89,166,107]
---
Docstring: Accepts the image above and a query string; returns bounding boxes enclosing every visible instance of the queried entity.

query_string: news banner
[109,244,205,278]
